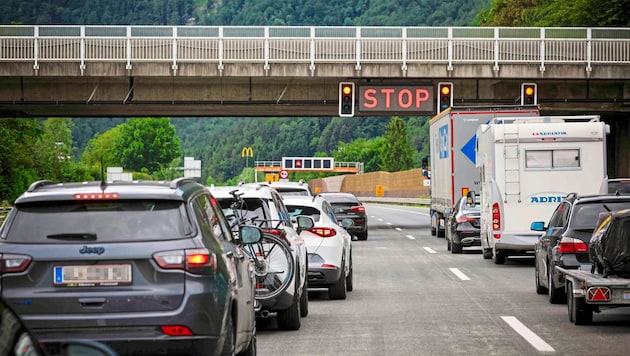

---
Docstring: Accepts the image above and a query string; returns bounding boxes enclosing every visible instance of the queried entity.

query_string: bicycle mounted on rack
[228,189,295,301]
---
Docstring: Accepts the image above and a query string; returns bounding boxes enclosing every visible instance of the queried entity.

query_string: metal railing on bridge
[0,25,628,75]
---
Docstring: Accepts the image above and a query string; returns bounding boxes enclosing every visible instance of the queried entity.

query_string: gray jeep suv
[0,178,262,356]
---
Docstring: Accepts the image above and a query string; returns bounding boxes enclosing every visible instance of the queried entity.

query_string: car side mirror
[530,221,546,232]
[295,215,315,233]
[239,225,262,244]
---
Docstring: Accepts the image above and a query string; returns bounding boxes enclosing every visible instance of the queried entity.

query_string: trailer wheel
[483,248,492,260]
[568,281,592,325]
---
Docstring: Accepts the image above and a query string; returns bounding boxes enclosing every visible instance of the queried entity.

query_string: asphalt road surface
[257,203,630,356]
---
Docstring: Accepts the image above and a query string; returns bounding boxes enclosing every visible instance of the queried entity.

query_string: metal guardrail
[359,197,430,205]
[0,25,628,74]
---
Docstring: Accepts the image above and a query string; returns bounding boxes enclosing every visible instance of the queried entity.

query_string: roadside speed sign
[279,170,289,179]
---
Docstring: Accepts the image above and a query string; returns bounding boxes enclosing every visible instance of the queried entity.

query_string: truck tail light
[492,203,501,239]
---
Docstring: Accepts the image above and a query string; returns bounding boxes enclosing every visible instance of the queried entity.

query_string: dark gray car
[446,193,481,254]
[320,192,368,241]
[0,179,261,356]
[531,193,630,304]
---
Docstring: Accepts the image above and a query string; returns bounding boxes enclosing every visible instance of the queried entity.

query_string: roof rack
[27,180,56,192]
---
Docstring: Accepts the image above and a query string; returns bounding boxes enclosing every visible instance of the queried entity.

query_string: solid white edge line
[423,247,437,254]
[501,316,555,352]
[406,235,416,240]
[449,268,470,281]
[395,227,402,231]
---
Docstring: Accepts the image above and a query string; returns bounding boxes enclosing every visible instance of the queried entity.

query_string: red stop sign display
[359,85,435,114]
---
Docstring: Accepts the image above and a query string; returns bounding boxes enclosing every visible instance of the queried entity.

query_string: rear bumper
[38,327,220,356]
[307,266,343,287]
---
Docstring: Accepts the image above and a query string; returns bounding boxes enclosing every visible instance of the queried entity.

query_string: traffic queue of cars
[442,178,630,323]
[0,178,367,355]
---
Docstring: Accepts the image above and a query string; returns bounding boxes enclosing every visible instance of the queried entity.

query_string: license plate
[54,264,132,287]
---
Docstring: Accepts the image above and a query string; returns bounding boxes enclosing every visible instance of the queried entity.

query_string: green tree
[333,138,384,173]
[115,118,181,173]
[81,125,124,170]
[380,117,415,172]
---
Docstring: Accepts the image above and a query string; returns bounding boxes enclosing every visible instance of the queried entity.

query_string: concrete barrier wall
[310,168,430,198]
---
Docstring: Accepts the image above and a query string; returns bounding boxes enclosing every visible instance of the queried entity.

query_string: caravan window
[525,149,580,169]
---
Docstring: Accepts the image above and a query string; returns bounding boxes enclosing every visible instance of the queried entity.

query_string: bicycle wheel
[246,232,295,301]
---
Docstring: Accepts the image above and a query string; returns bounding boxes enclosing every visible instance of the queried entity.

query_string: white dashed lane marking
[424,247,437,254]
[449,268,470,281]
[501,316,555,352]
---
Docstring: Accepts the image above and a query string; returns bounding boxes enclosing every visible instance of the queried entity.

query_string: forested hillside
[1,0,491,26]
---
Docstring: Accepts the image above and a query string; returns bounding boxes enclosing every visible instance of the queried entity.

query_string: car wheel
[328,262,347,300]
[357,230,368,241]
[277,282,301,331]
[219,316,235,356]
[548,266,565,304]
[492,249,506,265]
[346,252,353,292]
[535,260,547,295]
[483,248,492,260]
[299,279,308,317]
[237,327,256,356]
[451,241,462,254]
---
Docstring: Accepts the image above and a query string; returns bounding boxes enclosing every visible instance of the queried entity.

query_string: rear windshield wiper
[47,233,97,241]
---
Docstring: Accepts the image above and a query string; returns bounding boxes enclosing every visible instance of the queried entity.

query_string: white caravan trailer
[476,115,609,264]
[428,106,539,237]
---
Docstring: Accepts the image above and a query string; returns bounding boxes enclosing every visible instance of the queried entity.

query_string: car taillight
[456,216,477,223]
[0,253,32,274]
[557,237,588,253]
[161,325,193,336]
[307,227,337,238]
[153,249,216,274]
[492,203,501,239]
[351,206,365,213]
[262,228,291,244]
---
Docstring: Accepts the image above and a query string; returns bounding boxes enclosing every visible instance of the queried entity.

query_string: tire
[328,261,347,300]
[346,252,353,292]
[299,279,308,318]
[436,216,445,238]
[535,261,547,295]
[446,235,452,251]
[568,281,592,325]
[237,327,256,356]
[483,248,493,260]
[451,241,463,254]
[548,266,566,304]
[277,288,301,331]
[219,316,235,356]
[357,230,368,241]
[493,249,506,265]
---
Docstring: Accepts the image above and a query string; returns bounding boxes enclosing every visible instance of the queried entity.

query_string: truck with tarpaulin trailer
[428,105,540,237]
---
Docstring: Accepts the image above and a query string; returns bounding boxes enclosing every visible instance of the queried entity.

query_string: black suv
[530,193,630,304]
[0,178,262,356]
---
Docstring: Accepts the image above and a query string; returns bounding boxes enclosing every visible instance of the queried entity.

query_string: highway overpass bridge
[0,25,629,175]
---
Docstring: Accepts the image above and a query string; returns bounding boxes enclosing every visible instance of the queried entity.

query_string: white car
[283,195,353,300]
[209,183,309,330]
[268,180,314,197]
